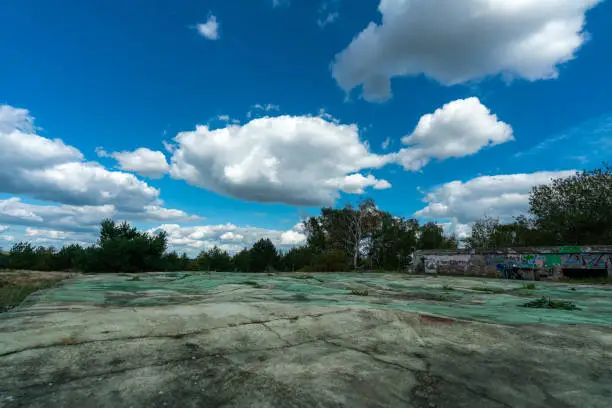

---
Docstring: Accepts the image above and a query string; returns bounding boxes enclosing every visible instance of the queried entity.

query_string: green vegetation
[471,287,507,294]
[350,288,369,296]
[465,165,612,248]
[521,283,537,290]
[521,296,579,311]
[1,165,610,273]
[442,284,455,291]
[0,280,58,312]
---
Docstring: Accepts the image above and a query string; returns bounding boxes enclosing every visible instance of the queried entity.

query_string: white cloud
[0,105,163,211]
[280,229,307,245]
[197,15,220,40]
[272,0,290,8]
[247,104,280,118]
[148,222,306,254]
[318,12,339,28]
[392,98,513,170]
[220,231,244,242]
[25,227,73,240]
[332,0,602,101]
[325,173,391,194]
[381,137,391,150]
[0,197,199,232]
[97,147,169,179]
[168,115,390,206]
[415,170,577,225]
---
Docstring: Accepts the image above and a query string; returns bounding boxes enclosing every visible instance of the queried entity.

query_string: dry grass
[0,271,74,312]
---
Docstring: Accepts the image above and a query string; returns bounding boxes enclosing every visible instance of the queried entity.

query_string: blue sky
[1,0,611,253]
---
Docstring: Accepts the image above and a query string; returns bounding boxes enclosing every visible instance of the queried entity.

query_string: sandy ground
[1,272,611,408]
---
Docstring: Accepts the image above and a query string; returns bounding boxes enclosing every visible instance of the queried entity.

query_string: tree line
[0,165,610,272]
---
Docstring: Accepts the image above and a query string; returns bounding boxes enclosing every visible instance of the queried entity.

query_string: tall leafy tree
[249,238,279,272]
[418,222,457,250]
[529,165,612,244]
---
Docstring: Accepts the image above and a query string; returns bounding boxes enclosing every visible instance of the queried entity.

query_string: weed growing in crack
[521,296,579,310]
[350,288,369,296]
[471,286,506,294]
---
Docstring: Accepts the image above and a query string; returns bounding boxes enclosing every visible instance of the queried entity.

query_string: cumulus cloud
[272,0,290,8]
[148,222,306,254]
[97,147,169,179]
[196,15,220,40]
[325,173,391,194]
[415,170,577,225]
[393,98,514,170]
[0,105,164,211]
[168,115,390,206]
[0,197,199,232]
[247,104,280,118]
[332,0,602,101]
[317,0,340,28]
[381,137,391,150]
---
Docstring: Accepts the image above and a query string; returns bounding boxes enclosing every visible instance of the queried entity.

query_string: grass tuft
[350,288,369,296]
[521,296,579,311]
[521,283,536,290]
[0,281,59,312]
[471,286,506,294]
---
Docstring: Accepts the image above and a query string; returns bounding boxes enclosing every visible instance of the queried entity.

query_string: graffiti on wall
[423,254,471,274]
[562,253,612,268]
[485,253,612,270]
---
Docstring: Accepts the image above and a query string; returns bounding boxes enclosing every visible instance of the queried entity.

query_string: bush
[350,288,369,296]
[521,296,579,310]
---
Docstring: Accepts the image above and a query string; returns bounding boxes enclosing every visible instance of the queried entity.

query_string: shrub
[350,288,369,296]
[521,296,579,310]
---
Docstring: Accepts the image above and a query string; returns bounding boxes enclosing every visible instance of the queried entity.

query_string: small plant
[127,276,141,282]
[521,296,579,311]
[442,284,454,291]
[521,283,536,290]
[434,294,453,302]
[241,280,259,286]
[350,288,369,296]
[471,286,506,294]
[292,293,309,301]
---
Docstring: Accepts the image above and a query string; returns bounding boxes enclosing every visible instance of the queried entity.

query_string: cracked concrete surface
[1,273,612,407]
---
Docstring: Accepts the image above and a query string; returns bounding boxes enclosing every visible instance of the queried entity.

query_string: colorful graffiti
[485,252,612,269]
[562,253,612,268]
[423,254,471,274]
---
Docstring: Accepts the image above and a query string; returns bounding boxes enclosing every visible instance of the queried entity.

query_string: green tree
[369,215,419,270]
[279,246,313,272]
[8,242,36,270]
[249,238,279,272]
[529,165,612,245]
[232,249,251,272]
[464,216,500,249]
[95,219,168,272]
[418,222,457,250]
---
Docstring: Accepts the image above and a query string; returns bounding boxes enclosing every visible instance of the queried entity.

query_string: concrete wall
[413,246,612,280]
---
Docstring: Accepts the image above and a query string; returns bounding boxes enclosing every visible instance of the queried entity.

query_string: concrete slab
[1,272,611,407]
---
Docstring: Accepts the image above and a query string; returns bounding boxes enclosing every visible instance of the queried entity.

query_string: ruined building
[412,246,612,280]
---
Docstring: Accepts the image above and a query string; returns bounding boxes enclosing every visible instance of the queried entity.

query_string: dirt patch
[0,271,75,312]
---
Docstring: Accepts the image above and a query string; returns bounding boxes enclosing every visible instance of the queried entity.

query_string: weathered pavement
[1,272,611,407]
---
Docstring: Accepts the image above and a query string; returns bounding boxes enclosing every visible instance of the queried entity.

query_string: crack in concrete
[0,309,354,358]
[323,339,421,373]
[260,323,288,345]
